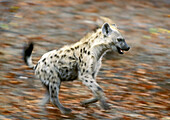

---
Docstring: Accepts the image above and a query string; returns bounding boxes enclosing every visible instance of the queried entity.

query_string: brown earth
[0,0,169,119]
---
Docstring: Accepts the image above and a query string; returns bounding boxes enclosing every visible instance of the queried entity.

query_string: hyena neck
[90,29,110,61]
[92,44,109,61]
[77,29,110,61]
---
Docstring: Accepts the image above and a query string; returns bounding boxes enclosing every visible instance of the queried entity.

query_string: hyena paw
[100,102,110,110]
[80,101,87,106]
[61,107,72,114]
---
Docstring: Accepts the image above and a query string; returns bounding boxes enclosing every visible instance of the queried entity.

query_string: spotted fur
[23,22,130,114]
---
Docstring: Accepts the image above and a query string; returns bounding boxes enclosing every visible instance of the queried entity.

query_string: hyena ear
[102,23,112,37]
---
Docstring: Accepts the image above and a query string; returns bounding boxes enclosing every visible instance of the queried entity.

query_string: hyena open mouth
[116,46,130,54]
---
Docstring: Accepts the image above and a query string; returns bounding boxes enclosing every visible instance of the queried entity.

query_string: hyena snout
[122,42,130,51]
[116,38,130,54]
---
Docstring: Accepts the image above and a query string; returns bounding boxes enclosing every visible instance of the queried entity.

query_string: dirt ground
[0,0,169,119]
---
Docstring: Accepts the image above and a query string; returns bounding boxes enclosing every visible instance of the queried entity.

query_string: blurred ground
[0,0,170,119]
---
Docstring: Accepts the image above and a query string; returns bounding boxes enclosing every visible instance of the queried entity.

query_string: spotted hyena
[23,22,130,114]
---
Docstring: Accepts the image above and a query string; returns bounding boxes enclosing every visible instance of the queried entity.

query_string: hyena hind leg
[49,82,72,114]
[39,92,50,106]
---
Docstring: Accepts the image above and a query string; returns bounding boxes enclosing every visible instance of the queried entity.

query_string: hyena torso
[24,22,130,114]
[35,31,104,85]
[35,49,78,83]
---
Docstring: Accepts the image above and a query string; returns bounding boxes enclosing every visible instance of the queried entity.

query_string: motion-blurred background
[0,0,169,119]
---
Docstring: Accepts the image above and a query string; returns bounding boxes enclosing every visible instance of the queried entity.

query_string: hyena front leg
[80,75,110,110]
[49,81,72,114]
[81,97,98,106]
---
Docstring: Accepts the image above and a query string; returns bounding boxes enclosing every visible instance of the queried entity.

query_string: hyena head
[102,23,130,54]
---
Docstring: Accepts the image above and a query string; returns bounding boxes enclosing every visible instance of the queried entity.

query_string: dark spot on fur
[89,85,92,87]
[50,56,53,59]
[80,53,83,58]
[92,72,95,78]
[75,46,79,49]
[71,48,74,50]
[83,69,85,73]
[50,70,53,74]
[55,54,59,58]
[44,62,47,65]
[84,63,86,66]
[88,51,90,55]
[69,56,75,60]
[67,50,70,52]
[85,80,88,82]
[83,47,86,52]
[79,57,81,62]
[80,49,82,53]
[66,69,68,73]
[61,55,66,58]
[90,81,93,83]
[84,50,87,54]
[97,86,103,91]
[42,58,46,62]
[86,70,88,73]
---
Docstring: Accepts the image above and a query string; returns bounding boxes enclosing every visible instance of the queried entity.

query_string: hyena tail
[23,42,35,69]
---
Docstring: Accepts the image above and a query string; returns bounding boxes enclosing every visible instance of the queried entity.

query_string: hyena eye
[117,38,125,42]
